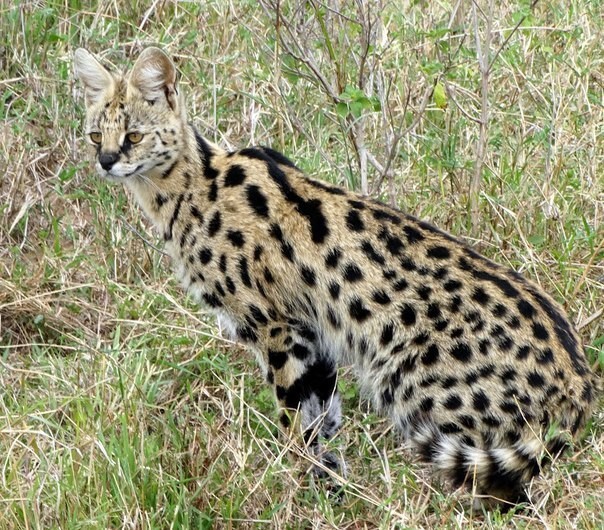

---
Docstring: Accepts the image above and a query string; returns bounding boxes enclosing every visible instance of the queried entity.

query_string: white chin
[96,163,144,180]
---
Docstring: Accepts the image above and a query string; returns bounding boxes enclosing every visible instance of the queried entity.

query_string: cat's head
[74,47,185,182]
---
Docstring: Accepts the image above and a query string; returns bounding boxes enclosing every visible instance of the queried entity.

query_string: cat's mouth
[97,163,144,180]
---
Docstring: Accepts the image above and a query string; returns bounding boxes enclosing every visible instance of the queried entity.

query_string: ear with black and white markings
[128,47,179,111]
[73,48,115,106]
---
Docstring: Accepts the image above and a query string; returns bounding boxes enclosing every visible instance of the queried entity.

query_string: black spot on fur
[421,344,440,365]
[299,324,316,342]
[420,397,434,413]
[269,224,295,262]
[155,193,168,209]
[472,287,490,306]
[360,240,386,265]
[532,322,549,341]
[207,180,218,202]
[381,387,394,406]
[214,281,225,297]
[379,227,404,256]
[537,348,554,364]
[443,279,462,292]
[393,278,408,292]
[325,247,342,268]
[426,303,441,320]
[516,345,530,360]
[270,327,283,337]
[472,390,490,412]
[443,394,463,410]
[327,306,341,328]
[190,205,204,225]
[224,164,247,187]
[479,364,495,378]
[226,229,245,248]
[582,381,593,403]
[280,357,337,409]
[346,209,365,231]
[179,223,192,248]
[328,281,341,300]
[238,257,252,288]
[499,401,518,415]
[416,286,431,301]
[292,343,311,360]
[349,297,371,322]
[225,276,236,294]
[517,299,536,319]
[450,342,472,363]
[492,303,507,317]
[246,185,270,218]
[400,353,417,372]
[450,327,464,340]
[343,263,363,282]
[434,319,448,332]
[400,304,416,326]
[372,290,391,305]
[403,225,425,244]
[427,246,451,259]
[413,332,429,345]
[526,371,545,388]
[300,265,317,286]
[399,257,416,271]
[159,160,178,179]
[433,267,448,280]
[449,295,463,313]
[380,323,394,345]
[237,325,258,343]
[498,336,514,351]
[202,292,223,308]
[383,269,397,280]
[441,376,458,389]
[198,247,212,265]
[421,374,441,387]
[207,211,221,237]
[249,304,268,325]
[391,342,406,356]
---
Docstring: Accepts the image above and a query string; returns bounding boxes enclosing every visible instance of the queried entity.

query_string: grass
[1,0,603,528]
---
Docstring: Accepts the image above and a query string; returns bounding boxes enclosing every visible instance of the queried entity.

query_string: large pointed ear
[128,47,178,110]
[73,48,114,105]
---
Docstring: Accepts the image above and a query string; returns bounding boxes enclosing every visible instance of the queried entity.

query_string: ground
[0,1,603,528]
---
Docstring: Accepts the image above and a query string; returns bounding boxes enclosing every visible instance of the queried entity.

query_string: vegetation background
[1,0,602,528]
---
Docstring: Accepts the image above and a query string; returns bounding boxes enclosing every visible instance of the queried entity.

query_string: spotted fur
[74,47,596,506]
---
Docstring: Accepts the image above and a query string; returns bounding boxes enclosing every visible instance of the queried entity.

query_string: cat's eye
[89,132,102,144]
[126,132,144,144]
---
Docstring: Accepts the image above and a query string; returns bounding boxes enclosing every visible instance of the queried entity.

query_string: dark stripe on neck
[160,159,178,179]
[193,126,219,180]
[239,148,329,244]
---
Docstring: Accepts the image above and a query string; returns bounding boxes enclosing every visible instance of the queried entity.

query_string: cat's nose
[99,152,119,170]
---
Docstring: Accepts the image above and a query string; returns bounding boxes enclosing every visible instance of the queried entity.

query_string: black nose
[99,152,119,170]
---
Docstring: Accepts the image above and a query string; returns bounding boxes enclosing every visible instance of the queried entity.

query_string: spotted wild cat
[73,47,596,506]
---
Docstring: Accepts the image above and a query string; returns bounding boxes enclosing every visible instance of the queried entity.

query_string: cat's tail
[409,423,571,506]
